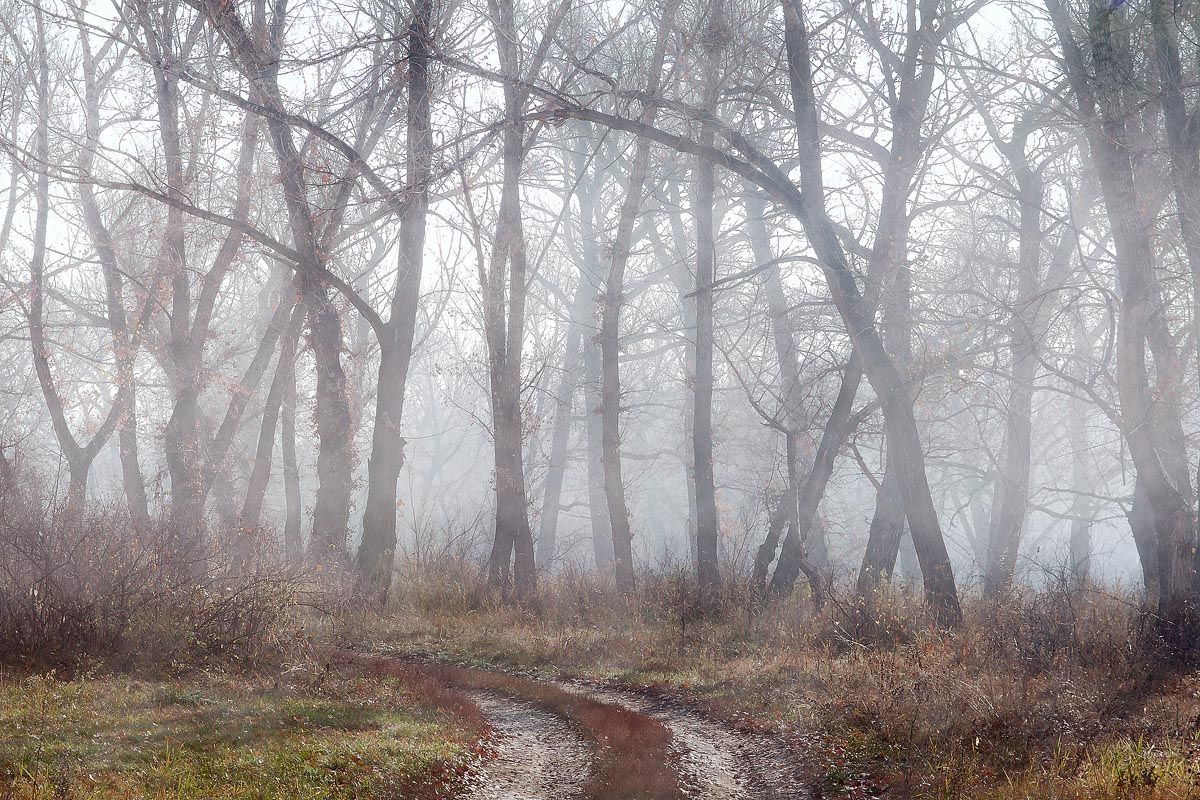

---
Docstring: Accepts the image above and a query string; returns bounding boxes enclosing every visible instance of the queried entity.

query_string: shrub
[0,488,302,673]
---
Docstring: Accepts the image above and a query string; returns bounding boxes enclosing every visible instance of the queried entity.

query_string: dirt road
[461,678,809,799]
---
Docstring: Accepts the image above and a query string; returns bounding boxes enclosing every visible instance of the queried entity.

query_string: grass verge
[0,668,479,800]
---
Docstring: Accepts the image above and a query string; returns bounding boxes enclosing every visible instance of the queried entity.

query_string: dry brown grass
[367,566,1200,800]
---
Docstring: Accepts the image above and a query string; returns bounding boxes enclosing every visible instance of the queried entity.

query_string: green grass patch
[0,670,471,799]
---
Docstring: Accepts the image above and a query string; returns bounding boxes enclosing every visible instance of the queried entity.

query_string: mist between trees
[2,0,1199,650]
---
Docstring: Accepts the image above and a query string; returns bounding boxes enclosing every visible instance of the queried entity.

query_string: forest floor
[6,581,1200,800]
[361,587,1200,800]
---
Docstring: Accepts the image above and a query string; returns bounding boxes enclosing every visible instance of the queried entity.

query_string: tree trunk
[356,0,433,602]
[782,0,960,624]
[983,161,1043,598]
[745,186,821,586]
[693,19,722,604]
[654,191,700,567]
[770,356,864,594]
[1068,390,1093,587]
[598,0,679,591]
[1047,0,1197,644]
[27,8,118,519]
[536,299,585,568]
[754,488,791,591]
[479,0,563,599]
[242,299,307,527]
[282,368,303,560]
[195,0,360,567]
[857,464,906,601]
[572,142,616,569]
[141,20,201,548]
[76,27,150,528]
[585,359,615,568]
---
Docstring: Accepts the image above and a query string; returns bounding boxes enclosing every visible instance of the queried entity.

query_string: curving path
[459,691,592,800]
[558,682,810,800]
[350,651,810,799]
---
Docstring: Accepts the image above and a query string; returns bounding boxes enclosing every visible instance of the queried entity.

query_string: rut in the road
[559,683,810,800]
[460,691,591,800]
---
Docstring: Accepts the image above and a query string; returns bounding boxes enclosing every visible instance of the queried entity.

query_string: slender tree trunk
[776,431,826,605]
[983,163,1043,598]
[856,463,906,595]
[598,0,679,591]
[537,303,585,567]
[572,143,616,569]
[480,0,566,598]
[746,186,823,587]
[754,488,791,591]
[1068,382,1092,587]
[653,191,699,565]
[242,299,306,527]
[770,356,865,594]
[356,0,434,602]
[141,21,202,547]
[282,368,303,560]
[76,31,150,526]
[27,8,112,518]
[693,13,722,604]
[585,361,615,568]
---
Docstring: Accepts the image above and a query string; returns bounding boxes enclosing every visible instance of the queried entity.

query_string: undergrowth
[368,563,1200,800]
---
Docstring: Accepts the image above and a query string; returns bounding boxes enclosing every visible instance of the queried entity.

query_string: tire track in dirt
[559,683,810,800]
[345,650,808,799]
[459,690,591,800]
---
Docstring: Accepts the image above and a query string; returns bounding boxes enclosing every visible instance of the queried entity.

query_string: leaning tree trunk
[242,298,307,528]
[1047,0,1197,645]
[536,280,590,568]
[782,0,961,624]
[856,463,905,601]
[770,356,865,594]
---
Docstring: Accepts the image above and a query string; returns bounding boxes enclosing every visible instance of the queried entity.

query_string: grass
[365,568,1200,800]
[0,669,477,800]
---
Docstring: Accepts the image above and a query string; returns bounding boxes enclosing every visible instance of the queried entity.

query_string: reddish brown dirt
[334,651,812,799]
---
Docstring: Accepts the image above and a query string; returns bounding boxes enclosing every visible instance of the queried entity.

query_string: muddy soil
[459,691,592,800]
[558,682,810,800]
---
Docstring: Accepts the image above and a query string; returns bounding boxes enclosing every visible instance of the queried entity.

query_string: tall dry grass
[379,563,1200,799]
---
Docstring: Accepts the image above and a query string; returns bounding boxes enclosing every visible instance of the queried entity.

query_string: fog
[1,0,1190,615]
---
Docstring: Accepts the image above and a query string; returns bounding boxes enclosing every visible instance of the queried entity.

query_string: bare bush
[0,485,302,672]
